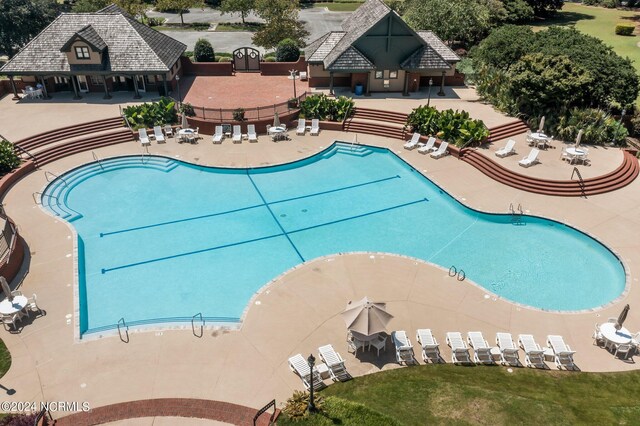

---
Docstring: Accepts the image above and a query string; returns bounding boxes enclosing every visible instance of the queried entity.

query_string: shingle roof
[417,31,459,62]
[400,47,451,71]
[0,11,186,74]
[306,32,345,63]
[327,47,375,71]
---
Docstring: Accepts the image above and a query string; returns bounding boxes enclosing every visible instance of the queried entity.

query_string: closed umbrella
[342,296,393,336]
[273,112,281,128]
[0,277,12,302]
[575,129,584,149]
[538,116,545,133]
[181,112,188,129]
[615,304,630,330]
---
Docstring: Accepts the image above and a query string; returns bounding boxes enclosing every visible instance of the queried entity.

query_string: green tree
[275,38,299,62]
[252,0,308,49]
[155,0,205,25]
[72,0,110,13]
[114,0,147,16]
[194,38,215,61]
[220,0,254,24]
[471,25,536,70]
[525,0,563,16]
[501,0,534,23]
[0,140,20,175]
[404,0,492,47]
[0,0,59,57]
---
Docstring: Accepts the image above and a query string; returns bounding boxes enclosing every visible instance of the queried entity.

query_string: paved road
[150,6,349,51]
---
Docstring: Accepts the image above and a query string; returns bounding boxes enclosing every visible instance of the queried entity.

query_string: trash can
[354,84,364,96]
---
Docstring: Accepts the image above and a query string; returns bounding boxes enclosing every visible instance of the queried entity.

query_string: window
[89,75,101,85]
[389,70,398,79]
[75,46,90,59]
[383,79,390,88]
[374,70,383,79]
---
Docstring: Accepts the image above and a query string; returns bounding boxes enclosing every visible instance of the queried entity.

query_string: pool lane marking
[99,197,428,274]
[98,174,400,238]
[269,175,401,205]
[246,171,305,262]
[99,203,265,237]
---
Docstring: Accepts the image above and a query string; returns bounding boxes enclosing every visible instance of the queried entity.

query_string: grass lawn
[532,3,640,73]
[0,340,10,421]
[215,22,264,32]
[151,23,210,32]
[279,364,640,425]
[312,2,363,12]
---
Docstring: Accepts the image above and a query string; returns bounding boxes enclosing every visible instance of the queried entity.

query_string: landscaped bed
[279,364,640,425]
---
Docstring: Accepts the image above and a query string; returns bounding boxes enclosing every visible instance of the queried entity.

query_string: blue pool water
[43,143,626,335]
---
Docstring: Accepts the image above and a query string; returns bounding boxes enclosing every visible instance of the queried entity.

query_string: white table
[566,147,588,164]
[600,322,632,346]
[177,128,195,142]
[268,126,288,141]
[268,126,286,135]
[530,132,550,149]
[0,295,28,315]
[25,88,43,99]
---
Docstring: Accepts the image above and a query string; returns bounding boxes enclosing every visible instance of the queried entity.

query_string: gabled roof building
[0,5,186,99]
[304,0,460,95]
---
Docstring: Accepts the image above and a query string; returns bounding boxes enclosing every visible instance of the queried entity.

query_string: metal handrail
[92,151,104,170]
[253,399,277,426]
[3,219,18,266]
[192,312,204,338]
[448,265,457,277]
[34,408,51,426]
[117,317,129,343]
[457,269,466,281]
[192,91,309,121]
[459,137,476,151]
[44,170,67,186]
[571,167,586,197]
[13,143,38,167]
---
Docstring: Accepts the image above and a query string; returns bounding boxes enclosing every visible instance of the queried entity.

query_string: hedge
[615,24,635,36]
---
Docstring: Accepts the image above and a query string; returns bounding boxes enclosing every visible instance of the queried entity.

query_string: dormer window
[75,46,90,59]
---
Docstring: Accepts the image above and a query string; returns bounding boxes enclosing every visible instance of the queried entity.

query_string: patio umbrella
[615,304,630,330]
[342,296,393,336]
[273,112,280,128]
[0,277,12,302]
[575,129,584,148]
[181,112,188,129]
[538,116,545,133]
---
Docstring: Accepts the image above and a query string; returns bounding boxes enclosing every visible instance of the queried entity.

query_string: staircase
[343,107,408,140]
[487,120,530,143]
[12,117,132,167]
[460,148,639,197]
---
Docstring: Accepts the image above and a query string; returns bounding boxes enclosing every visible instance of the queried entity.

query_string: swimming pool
[42,143,626,336]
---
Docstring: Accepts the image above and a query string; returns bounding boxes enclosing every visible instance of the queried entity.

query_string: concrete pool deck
[0,89,639,419]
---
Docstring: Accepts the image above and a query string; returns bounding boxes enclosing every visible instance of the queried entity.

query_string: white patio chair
[288,354,326,391]
[368,334,387,356]
[392,330,417,365]
[614,343,635,361]
[518,148,539,167]
[526,130,533,145]
[138,128,150,146]
[446,332,471,364]
[247,124,258,142]
[232,125,242,143]
[296,119,306,135]
[496,332,520,366]
[347,333,365,354]
[417,137,437,154]
[404,133,421,150]
[593,323,605,347]
[299,71,308,81]
[153,126,166,143]
[310,119,320,136]
[518,334,546,368]
[163,124,174,138]
[318,344,351,382]
[1,313,20,331]
[467,331,495,365]
[26,294,41,315]
[416,329,441,363]
[212,126,223,144]
[495,139,516,158]
[430,141,449,159]
[547,335,576,370]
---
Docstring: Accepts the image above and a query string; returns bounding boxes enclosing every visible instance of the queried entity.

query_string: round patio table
[350,330,381,342]
[566,147,587,164]
[600,322,632,346]
[0,295,28,315]
[268,126,286,135]
[177,128,195,142]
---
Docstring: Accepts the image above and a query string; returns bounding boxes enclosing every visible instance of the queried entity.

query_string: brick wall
[181,56,234,76]
[260,57,307,76]
[185,110,300,135]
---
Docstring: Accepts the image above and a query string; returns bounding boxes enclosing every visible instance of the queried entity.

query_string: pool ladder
[92,151,104,170]
[117,317,129,343]
[44,170,67,186]
[509,203,523,224]
[192,313,204,338]
[448,266,466,281]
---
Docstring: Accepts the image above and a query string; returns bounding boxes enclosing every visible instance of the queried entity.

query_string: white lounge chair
[296,119,306,135]
[404,133,421,150]
[467,331,495,365]
[392,330,417,365]
[232,125,242,143]
[518,334,546,368]
[416,329,441,363]
[247,124,258,142]
[430,141,449,159]
[495,139,516,158]
[138,128,150,146]
[547,335,576,370]
[310,119,320,136]
[164,124,174,138]
[446,332,471,364]
[496,332,520,366]
[417,137,437,154]
[288,354,326,391]
[212,126,223,144]
[318,344,351,382]
[153,126,166,143]
[518,148,539,167]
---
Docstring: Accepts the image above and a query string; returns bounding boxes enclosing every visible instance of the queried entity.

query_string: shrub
[282,390,325,420]
[217,56,233,62]
[276,38,300,62]
[555,108,628,146]
[615,24,635,36]
[299,94,355,121]
[123,97,178,130]
[0,140,20,175]
[406,105,489,146]
[179,102,196,117]
[0,413,38,426]
[145,17,166,27]
[194,38,215,62]
[232,108,245,121]
[183,50,194,59]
